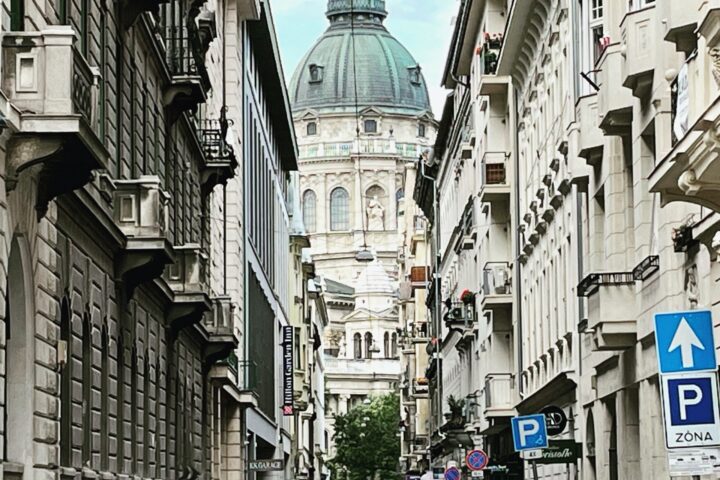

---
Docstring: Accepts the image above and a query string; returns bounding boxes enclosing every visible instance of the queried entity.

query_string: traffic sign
[444,466,461,480]
[654,310,717,374]
[511,414,548,452]
[661,372,720,448]
[465,449,489,471]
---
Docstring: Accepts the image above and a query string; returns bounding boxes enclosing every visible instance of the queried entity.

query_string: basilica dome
[289,0,432,115]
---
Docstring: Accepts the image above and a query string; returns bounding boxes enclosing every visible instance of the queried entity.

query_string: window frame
[302,189,317,233]
[329,187,350,231]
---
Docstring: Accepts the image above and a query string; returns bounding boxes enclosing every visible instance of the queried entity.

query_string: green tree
[329,393,400,480]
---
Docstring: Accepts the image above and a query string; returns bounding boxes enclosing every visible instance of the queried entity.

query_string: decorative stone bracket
[119,0,170,31]
[202,296,239,370]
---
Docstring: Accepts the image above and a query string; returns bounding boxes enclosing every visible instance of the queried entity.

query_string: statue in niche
[338,337,347,358]
[685,265,699,309]
[367,195,385,230]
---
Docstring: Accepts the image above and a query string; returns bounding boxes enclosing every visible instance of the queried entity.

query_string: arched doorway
[5,236,34,465]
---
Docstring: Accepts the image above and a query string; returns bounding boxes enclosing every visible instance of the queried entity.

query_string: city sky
[273,0,459,116]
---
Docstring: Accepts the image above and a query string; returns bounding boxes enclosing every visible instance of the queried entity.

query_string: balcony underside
[117,238,174,299]
[167,292,211,339]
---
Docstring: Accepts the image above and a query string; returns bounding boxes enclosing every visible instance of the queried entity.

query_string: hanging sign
[282,326,294,416]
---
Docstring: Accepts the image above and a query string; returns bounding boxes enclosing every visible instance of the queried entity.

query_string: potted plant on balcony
[460,289,476,323]
[484,32,504,50]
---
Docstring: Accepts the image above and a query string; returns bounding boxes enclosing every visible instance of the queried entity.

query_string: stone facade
[0,1,305,480]
[419,0,720,479]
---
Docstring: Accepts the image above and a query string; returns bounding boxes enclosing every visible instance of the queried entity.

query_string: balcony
[483,374,514,418]
[411,377,429,398]
[579,272,637,350]
[621,5,657,98]
[478,152,510,203]
[480,262,512,308]
[2,28,109,218]
[209,353,258,407]
[165,244,211,337]
[113,176,174,298]
[199,118,238,195]
[575,95,603,164]
[659,0,701,52]
[162,26,211,122]
[597,44,633,136]
[120,0,169,30]
[202,296,240,367]
[650,96,720,211]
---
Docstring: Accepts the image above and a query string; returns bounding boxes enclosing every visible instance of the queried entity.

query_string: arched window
[384,332,390,359]
[364,332,373,358]
[418,123,426,137]
[330,187,350,231]
[391,333,398,358]
[82,314,92,464]
[303,190,317,233]
[353,333,362,359]
[307,122,317,136]
[364,119,378,133]
[396,188,404,222]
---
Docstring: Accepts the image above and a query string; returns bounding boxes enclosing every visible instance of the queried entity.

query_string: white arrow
[669,317,705,368]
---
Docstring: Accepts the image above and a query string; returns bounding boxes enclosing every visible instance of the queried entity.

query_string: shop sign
[282,326,294,415]
[534,440,580,464]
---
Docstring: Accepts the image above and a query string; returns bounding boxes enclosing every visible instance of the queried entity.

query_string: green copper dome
[289,0,431,115]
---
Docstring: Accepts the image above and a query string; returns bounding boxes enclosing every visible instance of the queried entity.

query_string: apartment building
[420,0,720,479]
[398,161,432,477]
[0,1,303,480]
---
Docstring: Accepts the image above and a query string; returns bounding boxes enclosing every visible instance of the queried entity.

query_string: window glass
[302,190,317,233]
[330,187,350,231]
[307,122,317,136]
[364,119,378,133]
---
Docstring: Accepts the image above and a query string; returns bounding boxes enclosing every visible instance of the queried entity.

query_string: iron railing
[165,26,200,76]
[577,272,635,298]
[199,118,235,162]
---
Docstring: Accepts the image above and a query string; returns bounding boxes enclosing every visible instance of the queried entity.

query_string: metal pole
[531,460,539,480]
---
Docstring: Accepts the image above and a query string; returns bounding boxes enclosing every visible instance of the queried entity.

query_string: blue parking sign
[661,372,720,448]
[511,414,548,452]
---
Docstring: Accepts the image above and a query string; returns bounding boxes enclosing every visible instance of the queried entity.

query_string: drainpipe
[420,157,442,458]
[513,87,523,397]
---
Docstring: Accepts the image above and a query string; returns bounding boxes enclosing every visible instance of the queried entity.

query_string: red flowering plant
[459,289,475,305]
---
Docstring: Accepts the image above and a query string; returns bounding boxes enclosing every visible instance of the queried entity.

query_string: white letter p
[678,385,703,421]
[518,419,540,447]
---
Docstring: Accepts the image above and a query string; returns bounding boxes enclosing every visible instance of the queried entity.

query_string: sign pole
[531,460,539,480]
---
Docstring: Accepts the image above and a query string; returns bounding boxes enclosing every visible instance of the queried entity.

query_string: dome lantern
[326,0,387,25]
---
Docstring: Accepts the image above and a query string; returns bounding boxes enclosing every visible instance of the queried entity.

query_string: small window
[409,66,422,85]
[309,64,324,83]
[418,123,426,137]
[307,122,317,136]
[364,119,378,133]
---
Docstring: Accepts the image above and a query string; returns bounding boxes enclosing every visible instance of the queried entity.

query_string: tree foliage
[329,393,400,480]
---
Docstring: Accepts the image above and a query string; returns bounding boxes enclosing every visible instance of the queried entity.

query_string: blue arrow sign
[654,310,717,374]
[511,414,548,452]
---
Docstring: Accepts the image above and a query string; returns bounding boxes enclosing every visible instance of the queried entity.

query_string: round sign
[541,405,568,436]
[444,466,461,480]
[465,449,489,471]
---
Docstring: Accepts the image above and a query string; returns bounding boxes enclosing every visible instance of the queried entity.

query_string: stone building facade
[288,0,436,460]
[418,0,720,479]
[0,1,303,480]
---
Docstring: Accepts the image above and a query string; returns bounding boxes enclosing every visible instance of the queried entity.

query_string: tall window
[384,332,390,359]
[101,326,110,471]
[82,315,92,465]
[307,122,317,136]
[330,187,350,231]
[590,0,605,64]
[60,297,72,466]
[364,332,373,359]
[117,333,125,471]
[391,333,398,358]
[353,333,362,359]
[396,189,404,223]
[303,190,317,233]
[10,0,24,31]
[418,123,426,137]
